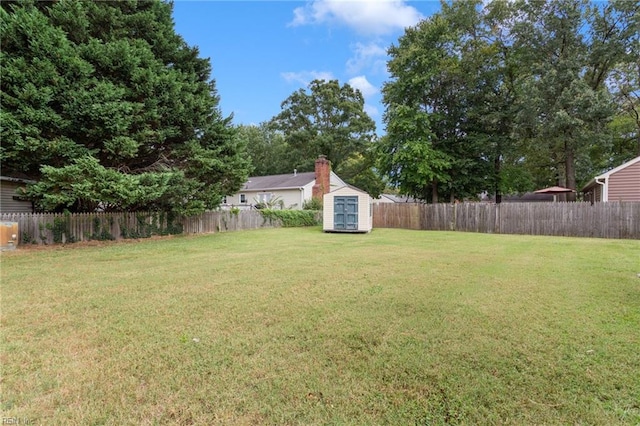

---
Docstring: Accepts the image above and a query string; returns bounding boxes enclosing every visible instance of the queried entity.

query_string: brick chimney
[312,155,331,201]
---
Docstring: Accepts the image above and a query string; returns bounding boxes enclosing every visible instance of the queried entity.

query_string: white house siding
[323,186,372,233]
[608,160,640,202]
[224,171,347,210]
[224,185,312,210]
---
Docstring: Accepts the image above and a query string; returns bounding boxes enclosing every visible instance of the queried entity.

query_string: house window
[240,194,246,204]
[257,192,272,203]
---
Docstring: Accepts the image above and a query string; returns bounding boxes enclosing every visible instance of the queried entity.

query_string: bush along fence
[372,202,640,239]
[1,209,322,246]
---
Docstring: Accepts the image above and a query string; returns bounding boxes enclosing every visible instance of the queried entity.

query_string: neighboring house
[582,156,640,203]
[224,156,346,210]
[323,185,372,233]
[374,193,420,204]
[479,191,554,203]
[0,176,35,213]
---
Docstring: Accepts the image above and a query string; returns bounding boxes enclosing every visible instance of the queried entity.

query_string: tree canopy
[381,0,639,202]
[1,0,250,213]
[268,79,385,197]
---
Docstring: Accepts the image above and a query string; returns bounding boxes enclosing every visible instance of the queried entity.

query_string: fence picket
[373,202,640,239]
[0,210,282,245]
[3,203,638,245]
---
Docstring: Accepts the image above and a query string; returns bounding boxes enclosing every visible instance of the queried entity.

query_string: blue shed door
[334,196,358,230]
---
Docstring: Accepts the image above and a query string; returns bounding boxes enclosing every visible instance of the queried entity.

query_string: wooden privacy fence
[0,210,279,246]
[3,203,638,245]
[181,210,280,234]
[372,202,640,239]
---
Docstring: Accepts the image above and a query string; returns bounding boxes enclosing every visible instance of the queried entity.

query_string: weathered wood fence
[3,203,638,245]
[372,202,640,239]
[0,210,280,246]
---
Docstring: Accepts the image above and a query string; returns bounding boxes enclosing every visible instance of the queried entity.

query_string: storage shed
[323,185,372,233]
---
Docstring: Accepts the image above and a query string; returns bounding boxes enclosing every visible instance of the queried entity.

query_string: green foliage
[89,217,115,241]
[270,79,378,172]
[237,123,291,176]
[119,212,182,239]
[382,0,637,201]
[21,231,36,245]
[378,106,452,201]
[1,0,250,214]
[253,195,284,210]
[302,197,323,211]
[259,209,320,227]
[42,212,76,244]
[336,153,386,199]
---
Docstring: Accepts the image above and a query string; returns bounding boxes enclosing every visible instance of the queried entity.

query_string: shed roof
[327,184,370,195]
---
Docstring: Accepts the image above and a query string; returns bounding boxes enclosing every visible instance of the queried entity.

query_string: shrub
[302,197,323,210]
[259,209,320,227]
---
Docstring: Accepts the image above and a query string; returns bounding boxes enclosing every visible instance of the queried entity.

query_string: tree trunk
[494,155,502,204]
[564,146,577,202]
[431,181,439,204]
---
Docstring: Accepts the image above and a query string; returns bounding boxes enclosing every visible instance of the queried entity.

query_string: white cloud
[346,41,387,75]
[348,75,378,98]
[281,70,335,86]
[289,0,424,35]
[364,103,379,118]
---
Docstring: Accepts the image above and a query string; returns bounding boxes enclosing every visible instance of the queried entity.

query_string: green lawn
[1,228,639,425]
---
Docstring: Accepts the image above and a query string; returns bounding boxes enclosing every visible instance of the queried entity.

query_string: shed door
[334,196,358,230]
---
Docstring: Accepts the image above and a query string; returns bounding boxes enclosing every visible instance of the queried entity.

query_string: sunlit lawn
[1,227,639,425]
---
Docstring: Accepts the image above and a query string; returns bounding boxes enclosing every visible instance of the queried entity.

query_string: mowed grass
[1,228,639,425]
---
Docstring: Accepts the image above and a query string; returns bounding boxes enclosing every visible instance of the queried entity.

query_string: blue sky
[172,1,442,135]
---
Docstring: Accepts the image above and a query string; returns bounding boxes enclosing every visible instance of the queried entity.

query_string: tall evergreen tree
[1,0,250,213]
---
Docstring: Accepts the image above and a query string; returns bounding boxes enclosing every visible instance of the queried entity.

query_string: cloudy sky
[172,1,441,135]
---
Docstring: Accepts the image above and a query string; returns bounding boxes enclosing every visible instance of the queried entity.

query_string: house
[582,156,640,203]
[374,193,420,204]
[485,192,555,203]
[224,156,346,210]
[0,176,35,214]
[323,185,372,233]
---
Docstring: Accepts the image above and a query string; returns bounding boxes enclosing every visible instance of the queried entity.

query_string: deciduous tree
[270,79,377,171]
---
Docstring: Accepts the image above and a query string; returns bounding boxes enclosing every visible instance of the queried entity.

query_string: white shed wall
[323,186,372,232]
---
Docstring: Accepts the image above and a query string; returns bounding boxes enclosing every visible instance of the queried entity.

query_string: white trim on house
[582,156,640,202]
[224,171,346,210]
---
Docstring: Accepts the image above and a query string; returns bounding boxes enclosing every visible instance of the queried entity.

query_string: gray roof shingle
[243,172,315,191]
